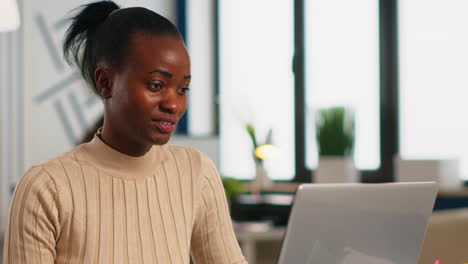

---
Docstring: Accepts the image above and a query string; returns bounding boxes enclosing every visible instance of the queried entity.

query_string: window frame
[293,0,400,183]
[214,0,400,183]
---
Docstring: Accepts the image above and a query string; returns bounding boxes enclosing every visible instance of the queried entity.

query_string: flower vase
[250,161,273,194]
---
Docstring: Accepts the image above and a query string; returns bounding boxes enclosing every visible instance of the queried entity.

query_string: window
[186,0,216,136]
[399,0,468,180]
[305,0,381,170]
[218,0,295,180]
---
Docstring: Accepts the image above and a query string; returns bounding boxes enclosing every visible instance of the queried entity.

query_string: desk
[236,227,285,264]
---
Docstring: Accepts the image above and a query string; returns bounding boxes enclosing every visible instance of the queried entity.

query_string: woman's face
[106,33,190,146]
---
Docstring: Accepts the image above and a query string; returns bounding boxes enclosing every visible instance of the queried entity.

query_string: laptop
[278,182,438,264]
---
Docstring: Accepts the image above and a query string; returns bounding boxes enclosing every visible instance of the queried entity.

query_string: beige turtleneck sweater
[3,135,247,264]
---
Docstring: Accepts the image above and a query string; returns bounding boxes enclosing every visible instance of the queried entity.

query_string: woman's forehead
[128,34,189,65]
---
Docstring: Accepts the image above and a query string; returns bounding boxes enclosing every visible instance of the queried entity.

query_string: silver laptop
[278,182,438,264]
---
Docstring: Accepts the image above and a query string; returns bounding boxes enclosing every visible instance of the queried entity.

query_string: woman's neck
[99,127,152,157]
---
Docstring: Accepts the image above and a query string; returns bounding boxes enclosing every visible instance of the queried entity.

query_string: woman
[3,1,247,263]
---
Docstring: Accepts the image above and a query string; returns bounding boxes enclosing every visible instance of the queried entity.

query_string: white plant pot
[314,157,359,183]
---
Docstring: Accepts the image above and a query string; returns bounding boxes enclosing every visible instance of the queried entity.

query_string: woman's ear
[95,67,114,99]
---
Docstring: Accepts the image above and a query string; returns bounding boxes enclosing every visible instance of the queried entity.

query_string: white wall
[0,0,24,232]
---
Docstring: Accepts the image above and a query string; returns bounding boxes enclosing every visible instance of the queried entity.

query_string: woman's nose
[159,88,180,114]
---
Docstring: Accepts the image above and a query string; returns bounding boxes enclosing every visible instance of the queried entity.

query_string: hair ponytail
[63,1,120,94]
[63,1,181,95]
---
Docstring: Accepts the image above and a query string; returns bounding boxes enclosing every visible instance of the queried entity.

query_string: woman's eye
[179,87,190,95]
[149,82,163,92]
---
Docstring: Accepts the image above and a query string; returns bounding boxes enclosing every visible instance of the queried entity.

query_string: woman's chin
[148,133,172,145]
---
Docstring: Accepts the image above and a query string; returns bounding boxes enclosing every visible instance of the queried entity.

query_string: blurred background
[2,0,468,262]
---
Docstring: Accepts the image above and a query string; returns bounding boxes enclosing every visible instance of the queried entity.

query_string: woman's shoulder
[13,162,64,204]
[18,147,84,189]
[11,151,81,220]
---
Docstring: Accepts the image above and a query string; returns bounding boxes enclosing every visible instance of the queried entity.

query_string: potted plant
[314,106,359,183]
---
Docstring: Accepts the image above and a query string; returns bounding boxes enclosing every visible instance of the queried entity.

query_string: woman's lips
[152,117,177,133]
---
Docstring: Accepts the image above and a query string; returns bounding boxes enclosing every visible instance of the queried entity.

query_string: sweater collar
[76,133,168,180]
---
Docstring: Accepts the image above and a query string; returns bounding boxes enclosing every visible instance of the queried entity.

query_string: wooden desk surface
[438,188,468,197]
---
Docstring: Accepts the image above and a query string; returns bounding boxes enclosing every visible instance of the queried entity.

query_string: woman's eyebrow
[149,69,173,78]
[149,69,191,80]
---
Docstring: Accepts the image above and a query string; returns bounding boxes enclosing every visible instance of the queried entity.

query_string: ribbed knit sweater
[3,135,246,264]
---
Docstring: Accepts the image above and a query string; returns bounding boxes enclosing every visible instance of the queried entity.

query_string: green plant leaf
[246,123,258,149]
[222,177,246,201]
[315,106,355,157]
